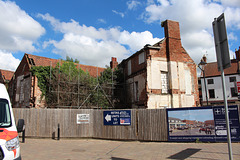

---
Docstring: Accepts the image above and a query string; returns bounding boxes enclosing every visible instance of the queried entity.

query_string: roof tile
[26,54,105,77]
[0,69,14,81]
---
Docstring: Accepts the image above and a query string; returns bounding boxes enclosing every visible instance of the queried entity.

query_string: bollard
[57,123,60,140]
[17,119,25,143]
[22,128,25,143]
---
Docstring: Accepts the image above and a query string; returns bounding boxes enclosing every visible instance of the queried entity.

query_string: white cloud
[50,33,129,67]
[127,1,141,10]
[0,1,45,52]
[219,0,240,7]
[118,30,161,51]
[0,50,20,71]
[143,0,240,64]
[97,19,106,24]
[112,10,125,18]
[225,7,240,29]
[39,14,161,67]
[228,32,238,41]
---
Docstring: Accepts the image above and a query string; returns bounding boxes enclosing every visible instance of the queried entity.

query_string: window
[127,60,131,76]
[139,52,145,64]
[198,79,201,85]
[229,77,236,82]
[161,72,168,94]
[207,79,214,84]
[0,99,11,127]
[209,89,215,98]
[231,87,238,97]
[134,81,139,101]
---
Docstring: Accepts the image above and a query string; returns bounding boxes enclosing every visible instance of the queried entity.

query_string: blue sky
[0,0,240,71]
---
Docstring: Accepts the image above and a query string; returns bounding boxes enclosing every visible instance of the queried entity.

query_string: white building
[200,48,240,106]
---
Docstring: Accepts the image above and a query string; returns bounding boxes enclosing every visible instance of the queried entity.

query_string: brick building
[0,69,14,85]
[8,53,105,108]
[119,20,199,109]
[0,69,14,90]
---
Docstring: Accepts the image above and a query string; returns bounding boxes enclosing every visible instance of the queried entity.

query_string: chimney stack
[161,20,181,41]
[110,57,118,70]
[161,20,183,62]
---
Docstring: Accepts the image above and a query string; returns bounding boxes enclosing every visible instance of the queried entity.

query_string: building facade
[8,53,105,108]
[0,69,14,87]
[119,20,199,109]
[200,47,240,106]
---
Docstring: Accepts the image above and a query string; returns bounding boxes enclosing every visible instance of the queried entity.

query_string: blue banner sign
[167,105,240,142]
[103,110,131,125]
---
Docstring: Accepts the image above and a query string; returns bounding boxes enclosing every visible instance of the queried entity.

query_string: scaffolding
[47,61,121,109]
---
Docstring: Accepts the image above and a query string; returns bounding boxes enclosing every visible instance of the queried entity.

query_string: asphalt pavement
[20,138,240,160]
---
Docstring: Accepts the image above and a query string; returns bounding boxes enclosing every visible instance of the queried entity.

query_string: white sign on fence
[77,114,90,124]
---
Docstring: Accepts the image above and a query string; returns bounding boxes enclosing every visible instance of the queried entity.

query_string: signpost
[103,110,131,125]
[212,13,233,160]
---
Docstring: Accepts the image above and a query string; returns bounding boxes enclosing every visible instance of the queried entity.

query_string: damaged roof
[25,53,105,77]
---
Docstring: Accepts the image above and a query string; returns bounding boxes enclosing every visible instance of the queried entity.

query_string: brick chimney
[161,20,181,41]
[110,57,118,70]
[161,20,182,61]
[235,47,240,61]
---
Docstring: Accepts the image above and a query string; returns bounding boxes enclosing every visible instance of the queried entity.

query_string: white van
[0,83,22,160]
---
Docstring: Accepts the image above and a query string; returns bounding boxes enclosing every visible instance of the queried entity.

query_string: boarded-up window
[134,81,139,101]
[128,60,131,76]
[161,72,168,94]
[185,70,191,95]
[139,52,145,64]
[19,80,24,103]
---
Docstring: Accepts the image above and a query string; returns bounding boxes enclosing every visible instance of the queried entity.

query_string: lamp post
[198,60,209,106]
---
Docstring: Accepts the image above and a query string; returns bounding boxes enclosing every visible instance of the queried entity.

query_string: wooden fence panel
[138,109,168,141]
[92,109,138,140]
[13,108,167,141]
[13,109,93,138]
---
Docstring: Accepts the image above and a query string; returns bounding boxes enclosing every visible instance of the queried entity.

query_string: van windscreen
[0,99,11,127]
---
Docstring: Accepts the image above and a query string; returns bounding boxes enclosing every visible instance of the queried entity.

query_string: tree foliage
[30,61,122,108]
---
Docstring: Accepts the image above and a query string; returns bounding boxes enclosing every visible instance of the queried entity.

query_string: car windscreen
[0,99,11,127]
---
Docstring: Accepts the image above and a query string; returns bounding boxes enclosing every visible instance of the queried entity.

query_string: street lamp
[198,60,209,106]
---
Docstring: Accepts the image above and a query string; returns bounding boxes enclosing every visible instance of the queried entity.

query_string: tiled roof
[203,59,239,77]
[0,69,14,81]
[26,54,105,77]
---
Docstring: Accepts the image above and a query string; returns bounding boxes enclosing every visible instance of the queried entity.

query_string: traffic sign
[212,13,231,71]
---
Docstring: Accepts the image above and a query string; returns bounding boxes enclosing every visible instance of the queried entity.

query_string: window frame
[229,76,236,82]
[161,71,169,94]
[0,98,12,128]
[230,87,238,97]
[208,89,215,99]
[138,52,145,64]
[207,79,214,84]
